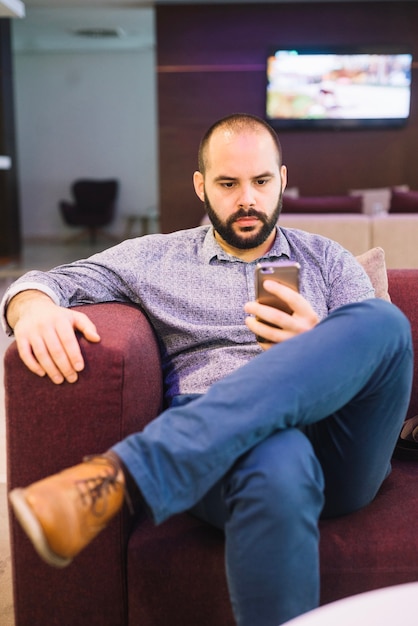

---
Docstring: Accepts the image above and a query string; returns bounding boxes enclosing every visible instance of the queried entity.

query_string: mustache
[228,208,268,226]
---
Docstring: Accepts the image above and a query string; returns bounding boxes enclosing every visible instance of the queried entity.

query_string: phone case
[255,261,300,315]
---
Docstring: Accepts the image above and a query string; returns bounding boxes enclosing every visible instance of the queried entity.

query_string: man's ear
[280,165,287,194]
[193,171,205,202]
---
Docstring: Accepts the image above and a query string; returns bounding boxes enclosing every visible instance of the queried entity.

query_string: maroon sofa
[5,269,418,626]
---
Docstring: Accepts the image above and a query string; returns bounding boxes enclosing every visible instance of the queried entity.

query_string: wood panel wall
[157,2,418,233]
[0,19,21,262]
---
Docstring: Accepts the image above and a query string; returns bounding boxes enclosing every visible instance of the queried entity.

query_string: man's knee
[334,298,411,344]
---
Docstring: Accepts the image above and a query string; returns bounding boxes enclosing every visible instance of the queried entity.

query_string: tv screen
[265,47,413,129]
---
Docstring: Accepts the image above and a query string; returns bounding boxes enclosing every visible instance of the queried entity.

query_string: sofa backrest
[388,269,418,418]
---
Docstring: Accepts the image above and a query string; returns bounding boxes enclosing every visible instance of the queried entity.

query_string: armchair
[59,179,119,243]
[5,271,418,625]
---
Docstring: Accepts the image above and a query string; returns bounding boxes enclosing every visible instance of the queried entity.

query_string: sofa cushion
[279,214,371,257]
[283,186,299,198]
[349,185,409,215]
[390,189,418,213]
[355,247,390,302]
[319,458,418,605]
[283,195,362,214]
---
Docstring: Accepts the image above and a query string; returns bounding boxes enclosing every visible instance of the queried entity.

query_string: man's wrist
[1,281,61,336]
[6,289,54,331]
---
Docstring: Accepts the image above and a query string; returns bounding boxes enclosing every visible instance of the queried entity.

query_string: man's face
[194,128,287,251]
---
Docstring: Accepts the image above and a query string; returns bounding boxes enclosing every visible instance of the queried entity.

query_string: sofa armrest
[5,302,163,626]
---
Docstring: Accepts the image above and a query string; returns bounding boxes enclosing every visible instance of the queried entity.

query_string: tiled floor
[0,237,115,276]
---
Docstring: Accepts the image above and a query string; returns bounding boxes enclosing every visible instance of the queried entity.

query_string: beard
[205,192,283,250]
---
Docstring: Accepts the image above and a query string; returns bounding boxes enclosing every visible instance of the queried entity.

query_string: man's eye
[256,179,268,186]
[222,182,235,188]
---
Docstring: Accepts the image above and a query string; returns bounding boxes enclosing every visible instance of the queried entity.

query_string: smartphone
[255,261,300,316]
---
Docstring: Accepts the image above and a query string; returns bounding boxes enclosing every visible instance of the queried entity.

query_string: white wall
[12,44,158,239]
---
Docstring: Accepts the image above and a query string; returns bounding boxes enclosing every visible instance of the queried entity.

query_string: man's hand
[244,280,319,349]
[7,290,100,384]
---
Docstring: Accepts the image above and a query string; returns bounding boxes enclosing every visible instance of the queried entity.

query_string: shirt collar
[201,225,291,264]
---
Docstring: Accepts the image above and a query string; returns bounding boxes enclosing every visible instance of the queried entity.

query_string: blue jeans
[112,299,413,626]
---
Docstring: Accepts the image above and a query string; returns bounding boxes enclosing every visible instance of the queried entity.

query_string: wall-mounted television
[265,46,413,129]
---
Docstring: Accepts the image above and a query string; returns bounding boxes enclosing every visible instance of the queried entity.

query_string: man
[3,113,413,626]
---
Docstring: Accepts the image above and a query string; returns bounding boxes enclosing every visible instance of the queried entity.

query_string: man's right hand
[6,290,101,384]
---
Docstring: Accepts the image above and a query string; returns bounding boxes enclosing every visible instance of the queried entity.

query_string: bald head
[198,113,283,176]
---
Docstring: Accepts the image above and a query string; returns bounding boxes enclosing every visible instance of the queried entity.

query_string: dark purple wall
[157,2,418,232]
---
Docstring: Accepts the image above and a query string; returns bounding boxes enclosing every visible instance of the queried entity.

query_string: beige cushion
[349,185,409,215]
[283,187,299,198]
[356,247,390,302]
[372,214,418,269]
[279,214,371,256]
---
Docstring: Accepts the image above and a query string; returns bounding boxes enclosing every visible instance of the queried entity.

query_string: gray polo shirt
[1,225,373,402]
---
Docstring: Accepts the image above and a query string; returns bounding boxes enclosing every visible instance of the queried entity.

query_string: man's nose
[238,184,256,207]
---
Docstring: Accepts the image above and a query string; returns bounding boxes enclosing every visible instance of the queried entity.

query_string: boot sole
[9,488,72,568]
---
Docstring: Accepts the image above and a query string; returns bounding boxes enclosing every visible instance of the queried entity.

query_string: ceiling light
[73,27,126,39]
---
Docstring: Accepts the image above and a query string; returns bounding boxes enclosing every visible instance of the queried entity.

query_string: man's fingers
[16,337,48,379]
[38,312,100,383]
[245,314,292,348]
[14,308,101,384]
[245,280,319,346]
[261,280,304,313]
[28,328,77,384]
[17,333,69,384]
[8,292,101,384]
[71,311,101,343]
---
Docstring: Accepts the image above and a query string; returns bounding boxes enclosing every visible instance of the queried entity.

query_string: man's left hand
[244,279,319,349]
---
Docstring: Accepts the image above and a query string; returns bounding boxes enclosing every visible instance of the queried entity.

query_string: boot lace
[75,455,133,516]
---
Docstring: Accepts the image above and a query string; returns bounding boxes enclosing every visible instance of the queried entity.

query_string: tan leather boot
[8,455,125,568]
